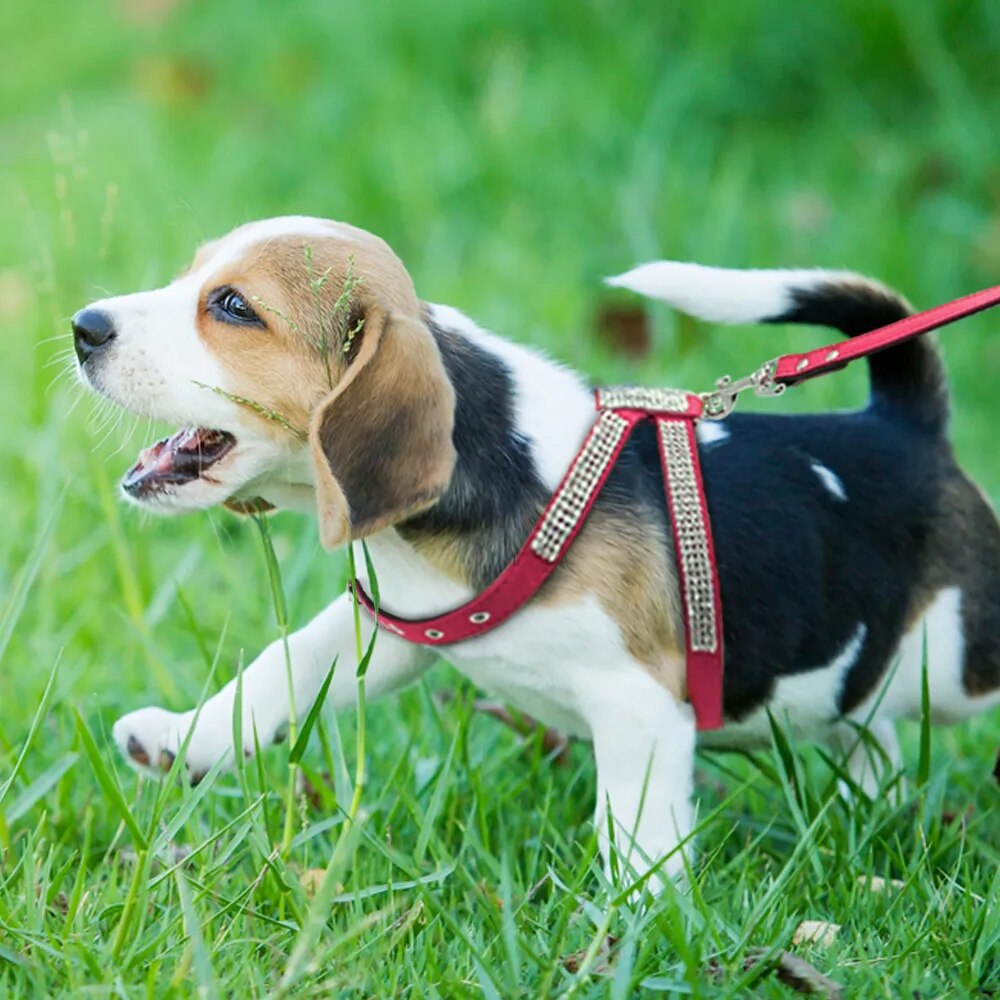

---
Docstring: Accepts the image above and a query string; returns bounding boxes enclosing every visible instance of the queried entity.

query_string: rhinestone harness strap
[352,387,726,731]
[352,282,1000,734]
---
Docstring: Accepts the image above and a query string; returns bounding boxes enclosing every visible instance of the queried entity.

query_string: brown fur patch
[402,532,478,585]
[396,310,688,700]
[886,467,1000,702]
[310,308,456,547]
[406,501,687,699]
[542,507,686,699]
[189,223,456,547]
[193,226,419,437]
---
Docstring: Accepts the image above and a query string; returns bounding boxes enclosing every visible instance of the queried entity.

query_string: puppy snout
[72,308,117,363]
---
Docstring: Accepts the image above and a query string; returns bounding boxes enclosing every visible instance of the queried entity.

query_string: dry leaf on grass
[857,875,905,893]
[561,934,618,975]
[595,303,651,358]
[940,805,975,827]
[792,921,841,948]
[296,769,335,811]
[133,56,210,105]
[33,886,69,915]
[709,949,843,998]
[298,868,344,897]
[745,948,843,998]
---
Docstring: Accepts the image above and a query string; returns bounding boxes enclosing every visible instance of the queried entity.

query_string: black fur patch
[398,319,549,588]
[772,281,949,431]
[697,409,951,717]
[579,406,952,718]
[404,309,1000,720]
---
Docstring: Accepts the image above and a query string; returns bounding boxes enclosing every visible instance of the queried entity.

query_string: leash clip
[701,359,784,420]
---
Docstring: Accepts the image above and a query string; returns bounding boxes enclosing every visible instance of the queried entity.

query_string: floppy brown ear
[309,307,456,549]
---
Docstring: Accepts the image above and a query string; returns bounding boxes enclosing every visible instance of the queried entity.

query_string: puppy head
[74,216,456,548]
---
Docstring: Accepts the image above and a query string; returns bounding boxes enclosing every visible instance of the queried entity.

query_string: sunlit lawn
[2,0,999,995]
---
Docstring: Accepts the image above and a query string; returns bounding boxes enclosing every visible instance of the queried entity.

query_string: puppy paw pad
[126,735,151,767]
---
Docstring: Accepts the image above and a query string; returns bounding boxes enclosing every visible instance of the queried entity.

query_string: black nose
[72,308,117,363]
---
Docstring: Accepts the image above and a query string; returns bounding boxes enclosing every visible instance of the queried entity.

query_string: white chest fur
[359,534,635,739]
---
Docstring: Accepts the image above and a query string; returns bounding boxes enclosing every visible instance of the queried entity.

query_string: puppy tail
[606,261,949,432]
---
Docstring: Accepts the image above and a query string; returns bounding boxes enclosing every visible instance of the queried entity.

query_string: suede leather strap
[774,284,1000,387]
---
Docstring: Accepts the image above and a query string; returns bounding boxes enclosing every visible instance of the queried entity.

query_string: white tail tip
[606,260,848,325]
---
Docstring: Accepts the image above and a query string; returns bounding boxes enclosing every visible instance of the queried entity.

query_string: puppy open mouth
[122,427,237,498]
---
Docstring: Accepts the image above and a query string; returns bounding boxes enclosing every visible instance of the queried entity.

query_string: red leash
[354,283,1000,731]
[703,282,1000,418]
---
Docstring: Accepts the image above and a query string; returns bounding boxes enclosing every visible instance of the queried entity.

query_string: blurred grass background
[1,0,999,995]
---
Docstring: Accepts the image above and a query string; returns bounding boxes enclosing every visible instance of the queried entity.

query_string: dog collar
[353,282,1000,733]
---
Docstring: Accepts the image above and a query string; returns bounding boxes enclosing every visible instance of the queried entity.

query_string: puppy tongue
[123,427,236,493]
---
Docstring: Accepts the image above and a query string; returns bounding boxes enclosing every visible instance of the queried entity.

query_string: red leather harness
[354,284,1000,731]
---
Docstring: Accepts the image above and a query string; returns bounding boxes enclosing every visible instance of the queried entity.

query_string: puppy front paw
[112,705,233,784]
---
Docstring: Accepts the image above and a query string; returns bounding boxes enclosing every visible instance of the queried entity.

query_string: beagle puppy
[73,216,1000,887]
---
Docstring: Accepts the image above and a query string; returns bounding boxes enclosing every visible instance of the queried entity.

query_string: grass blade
[5,752,78,824]
[73,707,148,850]
[289,656,338,764]
[917,628,932,787]
[0,942,28,968]
[0,498,60,667]
[0,652,63,813]
[415,726,460,861]
[174,869,219,1000]
[361,540,381,610]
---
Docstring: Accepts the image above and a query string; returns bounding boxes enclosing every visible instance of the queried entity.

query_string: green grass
[2,0,1000,995]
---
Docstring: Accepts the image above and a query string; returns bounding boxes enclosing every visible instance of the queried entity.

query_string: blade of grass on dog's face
[361,540,381,609]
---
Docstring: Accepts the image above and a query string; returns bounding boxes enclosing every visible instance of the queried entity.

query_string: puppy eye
[209,287,263,327]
